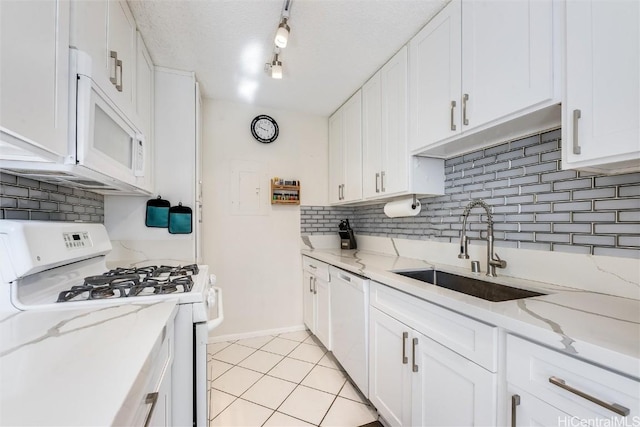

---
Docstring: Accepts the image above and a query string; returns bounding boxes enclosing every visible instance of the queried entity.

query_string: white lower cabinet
[369,282,497,427]
[412,332,496,427]
[507,334,639,426]
[369,307,412,426]
[302,256,331,349]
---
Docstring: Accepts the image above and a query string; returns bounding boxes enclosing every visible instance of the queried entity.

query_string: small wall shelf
[271,178,300,205]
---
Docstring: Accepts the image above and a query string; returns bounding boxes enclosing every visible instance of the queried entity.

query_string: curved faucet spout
[458,199,506,277]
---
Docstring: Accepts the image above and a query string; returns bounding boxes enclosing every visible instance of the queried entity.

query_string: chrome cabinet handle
[572,109,581,155]
[375,172,380,193]
[313,277,317,295]
[338,273,351,282]
[115,59,123,92]
[309,276,313,293]
[549,376,630,416]
[511,394,520,427]
[143,392,159,427]
[450,100,457,131]
[402,332,408,364]
[308,264,317,269]
[381,171,386,192]
[462,93,469,126]
[412,338,418,372]
[109,51,118,85]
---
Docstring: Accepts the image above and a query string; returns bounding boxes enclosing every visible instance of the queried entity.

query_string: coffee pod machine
[338,219,357,250]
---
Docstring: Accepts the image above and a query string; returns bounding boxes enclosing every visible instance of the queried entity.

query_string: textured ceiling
[128,0,448,116]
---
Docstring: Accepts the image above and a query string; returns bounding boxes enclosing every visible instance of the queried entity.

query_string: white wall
[202,99,328,338]
[105,69,198,263]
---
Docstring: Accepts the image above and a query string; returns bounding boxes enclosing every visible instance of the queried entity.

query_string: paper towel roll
[383,197,421,218]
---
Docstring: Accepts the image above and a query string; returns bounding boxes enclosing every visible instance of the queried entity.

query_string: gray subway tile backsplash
[301,128,640,259]
[0,174,104,223]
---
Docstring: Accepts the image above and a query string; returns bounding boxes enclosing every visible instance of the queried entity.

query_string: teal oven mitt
[168,203,193,234]
[145,196,170,228]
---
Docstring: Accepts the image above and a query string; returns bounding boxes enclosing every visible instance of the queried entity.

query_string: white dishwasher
[329,266,370,397]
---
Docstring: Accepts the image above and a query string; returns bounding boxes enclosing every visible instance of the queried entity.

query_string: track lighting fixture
[265,0,292,79]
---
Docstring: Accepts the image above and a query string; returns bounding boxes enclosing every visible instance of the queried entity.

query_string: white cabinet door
[108,0,136,109]
[508,386,571,427]
[70,0,109,83]
[362,73,382,199]
[380,47,409,196]
[315,276,331,349]
[148,368,173,427]
[408,0,462,152]
[411,331,497,426]
[563,0,640,173]
[369,308,412,427]
[461,0,555,129]
[342,91,363,203]
[0,0,70,159]
[302,271,315,333]
[70,0,136,115]
[328,111,344,204]
[329,91,362,204]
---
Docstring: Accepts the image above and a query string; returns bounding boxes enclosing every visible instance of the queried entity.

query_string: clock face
[251,115,279,143]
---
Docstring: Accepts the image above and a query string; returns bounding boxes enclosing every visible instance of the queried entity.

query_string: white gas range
[0,220,223,426]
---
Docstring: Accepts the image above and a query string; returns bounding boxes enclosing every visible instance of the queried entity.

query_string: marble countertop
[0,301,178,426]
[301,248,640,379]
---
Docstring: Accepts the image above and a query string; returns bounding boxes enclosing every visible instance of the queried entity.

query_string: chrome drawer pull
[109,51,118,85]
[143,391,159,427]
[381,171,386,192]
[450,100,457,131]
[375,172,380,193]
[402,332,408,364]
[549,376,630,416]
[572,109,581,155]
[412,337,418,372]
[511,394,520,427]
[462,93,469,126]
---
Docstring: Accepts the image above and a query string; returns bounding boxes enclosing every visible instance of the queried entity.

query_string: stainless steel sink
[394,269,545,302]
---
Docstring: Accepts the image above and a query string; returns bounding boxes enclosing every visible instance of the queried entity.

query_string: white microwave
[70,49,145,186]
[0,49,148,194]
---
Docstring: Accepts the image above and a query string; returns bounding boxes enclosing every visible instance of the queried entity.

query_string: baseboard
[207,324,307,343]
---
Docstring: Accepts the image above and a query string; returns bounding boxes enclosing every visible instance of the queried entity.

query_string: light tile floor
[207,330,379,427]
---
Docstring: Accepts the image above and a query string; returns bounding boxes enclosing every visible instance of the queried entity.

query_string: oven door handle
[207,286,224,332]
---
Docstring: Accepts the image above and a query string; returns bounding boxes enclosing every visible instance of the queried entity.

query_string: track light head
[270,54,283,79]
[275,18,290,48]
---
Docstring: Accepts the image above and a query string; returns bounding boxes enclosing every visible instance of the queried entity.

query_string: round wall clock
[250,115,279,143]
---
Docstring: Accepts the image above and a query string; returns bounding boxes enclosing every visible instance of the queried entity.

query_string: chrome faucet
[458,199,507,277]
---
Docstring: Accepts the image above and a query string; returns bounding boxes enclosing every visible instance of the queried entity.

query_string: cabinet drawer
[370,281,498,371]
[507,334,639,421]
[302,256,329,282]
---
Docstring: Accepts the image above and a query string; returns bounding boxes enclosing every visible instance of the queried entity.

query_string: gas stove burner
[56,264,198,303]
[57,285,92,302]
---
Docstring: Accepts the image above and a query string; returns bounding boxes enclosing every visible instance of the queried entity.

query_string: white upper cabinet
[0,0,70,160]
[380,47,409,196]
[362,72,383,199]
[363,47,444,201]
[408,0,462,151]
[562,0,640,174]
[70,0,137,118]
[461,0,555,128]
[329,91,363,204]
[410,0,559,158]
